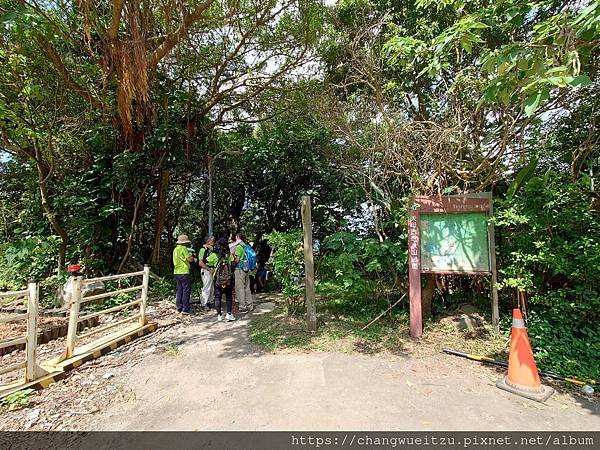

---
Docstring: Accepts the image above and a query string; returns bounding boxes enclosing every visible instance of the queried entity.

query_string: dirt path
[82,300,599,431]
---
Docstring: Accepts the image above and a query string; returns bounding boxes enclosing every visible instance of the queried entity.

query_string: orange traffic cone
[496,309,554,402]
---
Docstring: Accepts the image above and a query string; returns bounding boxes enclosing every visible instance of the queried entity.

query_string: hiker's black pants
[175,274,192,313]
[214,284,233,316]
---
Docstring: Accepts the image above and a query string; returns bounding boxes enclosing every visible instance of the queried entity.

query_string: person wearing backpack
[233,233,256,312]
[198,236,215,309]
[207,237,236,322]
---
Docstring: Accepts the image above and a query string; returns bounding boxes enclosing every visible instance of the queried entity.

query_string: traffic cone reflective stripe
[512,317,525,328]
[496,308,554,402]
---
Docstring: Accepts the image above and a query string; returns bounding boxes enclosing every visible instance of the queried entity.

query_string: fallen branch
[67,408,100,415]
[360,293,407,331]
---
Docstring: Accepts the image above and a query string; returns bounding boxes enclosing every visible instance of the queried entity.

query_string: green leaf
[573,2,598,26]
[524,90,549,117]
[0,11,18,23]
[507,158,538,200]
[570,75,593,88]
[443,186,459,194]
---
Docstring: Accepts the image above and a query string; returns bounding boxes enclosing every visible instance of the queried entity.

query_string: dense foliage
[495,173,600,378]
[264,230,304,313]
[0,1,598,378]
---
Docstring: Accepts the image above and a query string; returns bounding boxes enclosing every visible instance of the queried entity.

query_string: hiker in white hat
[173,234,195,314]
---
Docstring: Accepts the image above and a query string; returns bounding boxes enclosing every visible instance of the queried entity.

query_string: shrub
[495,172,600,379]
[0,236,63,307]
[265,230,304,314]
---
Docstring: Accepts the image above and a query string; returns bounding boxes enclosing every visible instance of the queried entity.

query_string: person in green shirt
[173,234,194,314]
[233,233,254,312]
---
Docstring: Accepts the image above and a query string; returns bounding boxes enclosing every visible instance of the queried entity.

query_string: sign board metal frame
[408,193,499,338]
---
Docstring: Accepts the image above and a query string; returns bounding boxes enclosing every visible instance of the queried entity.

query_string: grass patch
[0,389,34,411]
[250,298,411,356]
[162,343,180,356]
[419,313,508,359]
[250,295,507,360]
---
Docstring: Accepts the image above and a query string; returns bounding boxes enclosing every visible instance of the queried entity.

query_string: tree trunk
[36,160,68,271]
[421,273,435,321]
[151,169,170,265]
[118,184,149,273]
[165,216,174,272]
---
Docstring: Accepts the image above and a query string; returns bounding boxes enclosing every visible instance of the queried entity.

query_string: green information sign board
[420,212,490,273]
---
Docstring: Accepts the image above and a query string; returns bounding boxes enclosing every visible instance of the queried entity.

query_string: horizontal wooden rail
[0,313,28,324]
[0,360,26,376]
[84,271,144,284]
[77,313,141,340]
[0,289,28,300]
[78,299,142,322]
[79,285,142,304]
[0,336,27,350]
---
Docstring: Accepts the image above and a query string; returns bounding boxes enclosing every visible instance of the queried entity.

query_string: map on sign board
[420,212,490,273]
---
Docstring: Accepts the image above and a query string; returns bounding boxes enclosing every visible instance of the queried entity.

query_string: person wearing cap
[173,234,195,314]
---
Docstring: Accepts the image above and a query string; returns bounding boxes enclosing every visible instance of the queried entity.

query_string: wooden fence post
[65,276,82,359]
[25,279,39,382]
[487,192,500,332]
[140,265,150,326]
[301,195,317,332]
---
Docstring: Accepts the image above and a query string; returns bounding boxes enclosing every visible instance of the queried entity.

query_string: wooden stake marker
[301,195,317,332]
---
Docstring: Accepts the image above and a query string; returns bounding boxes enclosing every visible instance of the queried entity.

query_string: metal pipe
[208,155,214,237]
[207,149,241,237]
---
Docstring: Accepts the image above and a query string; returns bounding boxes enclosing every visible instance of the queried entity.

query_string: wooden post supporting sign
[301,195,317,332]
[408,204,423,338]
[486,193,500,332]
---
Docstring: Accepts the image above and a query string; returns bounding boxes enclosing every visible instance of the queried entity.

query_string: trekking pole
[442,348,508,368]
[442,348,597,386]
